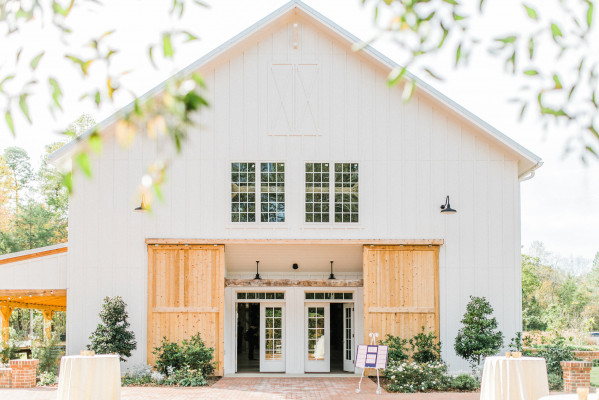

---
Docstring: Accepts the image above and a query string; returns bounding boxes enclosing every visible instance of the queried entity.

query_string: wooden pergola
[0,289,66,342]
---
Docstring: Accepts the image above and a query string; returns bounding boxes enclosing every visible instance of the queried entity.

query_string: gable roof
[50,0,542,177]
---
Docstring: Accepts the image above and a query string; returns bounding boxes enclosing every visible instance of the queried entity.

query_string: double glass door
[304,303,354,372]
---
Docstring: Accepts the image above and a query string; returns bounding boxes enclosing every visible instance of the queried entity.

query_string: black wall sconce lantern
[254,261,262,280]
[292,263,299,270]
[134,194,150,212]
[329,260,336,280]
[440,195,457,214]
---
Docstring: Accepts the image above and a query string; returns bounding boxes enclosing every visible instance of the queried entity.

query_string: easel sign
[355,332,388,395]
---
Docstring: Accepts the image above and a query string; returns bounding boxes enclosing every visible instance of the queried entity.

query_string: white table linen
[480,356,550,400]
[538,396,598,400]
[57,354,121,400]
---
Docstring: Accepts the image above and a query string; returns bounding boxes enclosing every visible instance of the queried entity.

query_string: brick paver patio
[0,377,483,399]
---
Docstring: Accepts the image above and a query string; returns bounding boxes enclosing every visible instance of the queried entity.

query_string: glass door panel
[343,303,354,371]
[260,304,285,372]
[305,304,330,372]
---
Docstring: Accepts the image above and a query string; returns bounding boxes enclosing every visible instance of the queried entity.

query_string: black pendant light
[440,195,457,214]
[329,260,336,280]
[254,261,261,280]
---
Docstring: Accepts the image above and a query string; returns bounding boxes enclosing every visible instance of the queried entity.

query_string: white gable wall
[66,15,522,372]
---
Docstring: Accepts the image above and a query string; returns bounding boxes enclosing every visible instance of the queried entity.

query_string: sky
[0,0,597,267]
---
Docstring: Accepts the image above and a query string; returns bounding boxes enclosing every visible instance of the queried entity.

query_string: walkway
[0,377,482,399]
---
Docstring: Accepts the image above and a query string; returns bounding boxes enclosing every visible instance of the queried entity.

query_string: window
[237,292,285,300]
[305,292,353,300]
[334,163,359,223]
[231,163,256,222]
[260,162,285,222]
[305,163,330,222]
[231,162,285,223]
[305,162,359,223]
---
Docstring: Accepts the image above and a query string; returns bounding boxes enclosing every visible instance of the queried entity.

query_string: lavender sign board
[355,344,388,370]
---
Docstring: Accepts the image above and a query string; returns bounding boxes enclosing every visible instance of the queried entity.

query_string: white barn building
[0,0,542,375]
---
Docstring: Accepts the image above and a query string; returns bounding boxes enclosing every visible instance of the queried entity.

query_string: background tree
[88,296,137,361]
[454,296,504,369]
[2,147,33,210]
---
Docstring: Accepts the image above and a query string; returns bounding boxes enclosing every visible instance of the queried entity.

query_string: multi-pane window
[260,162,285,222]
[334,163,359,222]
[231,163,256,222]
[231,162,285,223]
[305,163,330,222]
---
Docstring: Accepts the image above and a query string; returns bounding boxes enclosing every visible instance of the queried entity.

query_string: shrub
[164,365,207,387]
[0,339,18,363]
[383,360,450,393]
[32,334,62,375]
[122,364,154,386]
[536,337,573,379]
[153,333,215,377]
[88,296,137,362]
[450,374,480,391]
[380,335,409,362]
[410,327,442,363]
[38,371,58,386]
[454,296,504,369]
[508,332,523,352]
[547,372,563,391]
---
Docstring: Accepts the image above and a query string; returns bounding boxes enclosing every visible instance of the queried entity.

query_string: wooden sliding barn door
[147,244,224,375]
[363,245,439,347]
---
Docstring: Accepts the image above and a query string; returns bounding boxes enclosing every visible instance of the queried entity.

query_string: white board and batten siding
[66,8,527,372]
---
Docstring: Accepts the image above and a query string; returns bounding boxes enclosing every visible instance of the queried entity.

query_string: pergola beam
[0,301,66,312]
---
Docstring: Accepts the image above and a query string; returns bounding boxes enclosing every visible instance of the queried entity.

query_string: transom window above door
[231,162,285,223]
[305,163,359,223]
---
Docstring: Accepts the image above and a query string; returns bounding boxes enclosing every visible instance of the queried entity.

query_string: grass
[591,367,599,387]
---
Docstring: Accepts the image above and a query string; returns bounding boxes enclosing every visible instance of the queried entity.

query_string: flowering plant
[383,360,451,393]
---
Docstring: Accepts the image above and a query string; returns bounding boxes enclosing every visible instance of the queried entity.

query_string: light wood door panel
[363,245,439,350]
[148,245,224,375]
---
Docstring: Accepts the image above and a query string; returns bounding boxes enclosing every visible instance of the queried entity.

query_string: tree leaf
[455,43,462,66]
[528,37,535,59]
[587,1,594,28]
[148,46,157,69]
[88,131,103,154]
[134,99,142,116]
[443,0,458,5]
[61,172,73,193]
[5,110,15,136]
[523,4,537,20]
[49,77,63,110]
[52,0,74,17]
[65,55,93,75]
[19,94,31,123]
[553,74,562,89]
[162,33,174,58]
[94,91,101,107]
[452,12,465,21]
[551,23,562,41]
[0,75,15,92]
[387,66,407,87]
[438,23,449,48]
[75,152,92,177]
[30,52,45,70]
[524,69,539,76]
[495,35,517,44]
[424,68,443,80]
[402,80,416,102]
[182,30,198,42]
